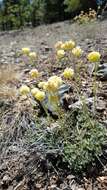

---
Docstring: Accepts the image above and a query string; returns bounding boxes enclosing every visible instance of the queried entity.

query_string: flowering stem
[93,62,99,117]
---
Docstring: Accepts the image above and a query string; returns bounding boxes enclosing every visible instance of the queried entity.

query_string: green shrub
[63,109,106,171]
[64,0,97,13]
[44,0,65,23]
[43,108,107,172]
[64,0,81,12]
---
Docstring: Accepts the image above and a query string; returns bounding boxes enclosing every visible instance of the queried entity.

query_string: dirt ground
[0,20,107,190]
[0,20,107,62]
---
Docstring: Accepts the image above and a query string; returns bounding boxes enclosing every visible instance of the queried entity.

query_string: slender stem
[93,62,99,117]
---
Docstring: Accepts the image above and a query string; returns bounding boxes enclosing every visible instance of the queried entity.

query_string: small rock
[50,184,57,189]
[67,175,75,180]
[7,186,13,190]
[40,55,48,60]
[44,46,52,52]
[36,183,42,188]
[97,64,107,80]
[69,183,79,190]
[69,97,94,109]
[96,100,106,111]
[102,120,107,127]
[46,33,50,37]
[2,174,11,183]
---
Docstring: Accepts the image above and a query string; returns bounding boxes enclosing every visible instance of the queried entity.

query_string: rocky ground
[0,20,107,190]
[0,20,107,63]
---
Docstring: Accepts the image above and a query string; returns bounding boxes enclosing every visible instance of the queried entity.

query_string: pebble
[67,175,75,180]
[2,174,11,183]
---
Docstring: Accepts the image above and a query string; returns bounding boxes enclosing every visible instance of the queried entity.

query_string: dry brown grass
[0,64,20,100]
[0,85,17,99]
[0,64,20,84]
[0,98,35,146]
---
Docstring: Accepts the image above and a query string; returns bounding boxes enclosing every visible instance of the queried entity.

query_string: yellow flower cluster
[29,69,40,78]
[22,47,37,61]
[63,68,74,79]
[55,40,76,60]
[31,88,39,96]
[29,52,37,60]
[74,9,97,24]
[57,49,65,59]
[55,41,63,50]
[19,41,102,114]
[55,40,100,64]
[34,91,45,101]
[87,51,101,62]
[38,81,47,89]
[45,76,63,92]
[72,46,83,58]
[19,84,45,102]
[19,85,30,95]
[61,40,75,50]
[55,40,75,51]
[55,40,84,60]
[35,76,62,106]
[88,9,97,20]
[31,88,45,101]
[22,48,30,55]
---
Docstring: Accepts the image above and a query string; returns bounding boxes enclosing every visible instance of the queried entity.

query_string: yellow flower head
[57,49,65,59]
[29,52,37,60]
[45,76,62,92]
[19,85,30,95]
[61,40,75,50]
[29,69,39,78]
[38,81,47,89]
[35,91,45,102]
[87,51,101,62]
[63,68,74,79]
[48,76,62,86]
[31,88,39,97]
[55,41,63,50]
[72,46,83,57]
[22,48,30,55]
[46,81,58,92]
[42,82,49,91]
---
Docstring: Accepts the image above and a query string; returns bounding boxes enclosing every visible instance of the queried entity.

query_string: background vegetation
[0,0,97,30]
